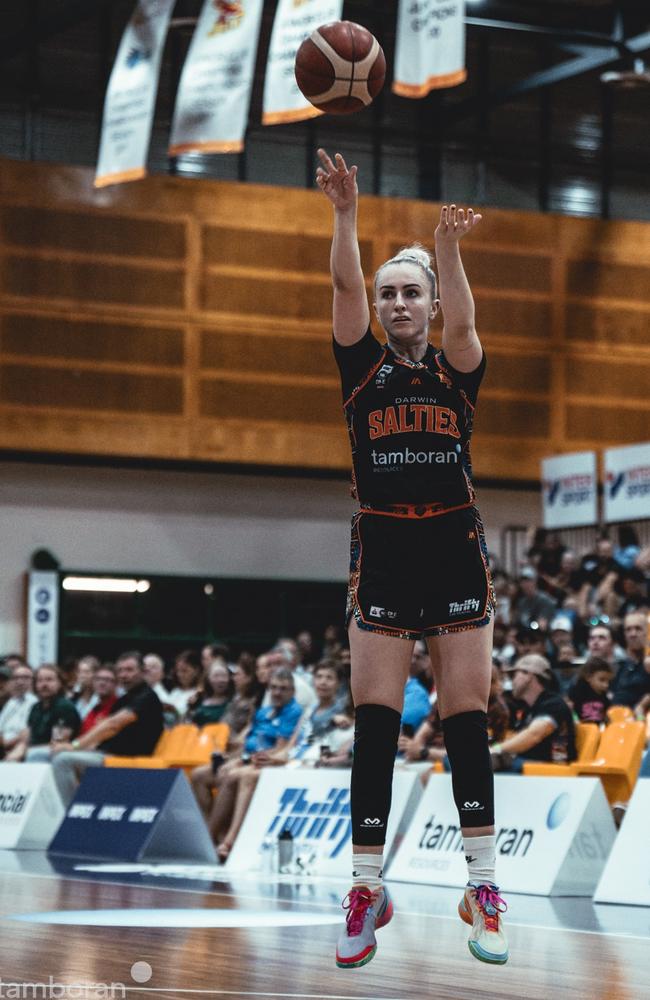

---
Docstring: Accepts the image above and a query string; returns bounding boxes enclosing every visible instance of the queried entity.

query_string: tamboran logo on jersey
[265,787,351,857]
[449,597,480,616]
[374,364,394,389]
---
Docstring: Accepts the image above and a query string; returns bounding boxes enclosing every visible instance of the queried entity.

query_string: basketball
[294,21,386,115]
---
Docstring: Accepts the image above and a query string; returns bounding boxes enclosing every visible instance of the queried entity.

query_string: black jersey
[333,328,486,514]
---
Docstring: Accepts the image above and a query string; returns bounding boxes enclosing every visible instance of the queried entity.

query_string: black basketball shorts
[346,505,494,639]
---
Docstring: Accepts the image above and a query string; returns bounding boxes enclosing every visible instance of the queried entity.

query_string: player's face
[373,263,438,341]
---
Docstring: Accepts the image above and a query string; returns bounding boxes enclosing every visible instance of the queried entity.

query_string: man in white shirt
[0,662,37,757]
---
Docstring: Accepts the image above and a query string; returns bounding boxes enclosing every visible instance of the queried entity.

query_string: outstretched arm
[316,148,369,346]
[434,204,483,372]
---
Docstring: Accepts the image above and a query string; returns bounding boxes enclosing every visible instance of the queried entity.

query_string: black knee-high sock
[441,710,495,828]
[350,703,401,845]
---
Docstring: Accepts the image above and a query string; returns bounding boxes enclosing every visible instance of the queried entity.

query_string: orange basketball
[294,21,386,115]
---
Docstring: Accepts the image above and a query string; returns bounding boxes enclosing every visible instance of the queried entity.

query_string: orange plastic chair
[573,720,646,804]
[522,722,600,777]
[606,705,633,725]
[164,723,230,768]
[104,724,196,769]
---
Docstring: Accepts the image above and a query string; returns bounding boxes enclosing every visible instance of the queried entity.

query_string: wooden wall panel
[1,158,649,481]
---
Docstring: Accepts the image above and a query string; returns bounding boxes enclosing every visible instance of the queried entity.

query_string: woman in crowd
[188,661,234,726]
[167,649,203,719]
[317,145,507,968]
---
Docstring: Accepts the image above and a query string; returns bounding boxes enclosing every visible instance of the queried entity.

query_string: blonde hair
[374,242,438,299]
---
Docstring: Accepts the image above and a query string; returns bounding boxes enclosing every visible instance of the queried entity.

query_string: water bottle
[258,835,276,875]
[278,827,294,872]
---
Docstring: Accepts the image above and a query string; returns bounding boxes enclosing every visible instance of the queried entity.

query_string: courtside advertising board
[387,775,616,896]
[0,763,64,849]
[223,767,421,877]
[594,778,650,906]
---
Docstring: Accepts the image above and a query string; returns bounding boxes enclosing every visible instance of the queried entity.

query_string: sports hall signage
[26,571,59,668]
[49,768,216,863]
[393,0,467,97]
[0,764,64,849]
[542,451,598,529]
[223,768,421,877]
[604,441,650,523]
[594,779,650,906]
[262,0,344,125]
[387,775,616,896]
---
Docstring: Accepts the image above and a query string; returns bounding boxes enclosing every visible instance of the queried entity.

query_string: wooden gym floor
[0,851,648,1000]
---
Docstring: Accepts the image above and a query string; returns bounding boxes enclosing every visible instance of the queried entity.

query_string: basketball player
[316,148,507,968]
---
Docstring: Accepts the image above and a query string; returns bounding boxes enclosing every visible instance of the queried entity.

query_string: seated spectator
[402,646,433,732]
[295,629,316,668]
[567,657,613,724]
[221,655,265,751]
[586,621,623,669]
[614,567,649,620]
[0,665,11,712]
[261,648,316,713]
[7,665,80,762]
[287,661,354,765]
[79,663,119,734]
[398,666,509,768]
[513,567,558,631]
[540,550,583,605]
[491,654,576,772]
[143,653,171,704]
[188,661,233,726]
[70,655,100,721]
[201,642,230,674]
[167,649,203,719]
[409,639,435,700]
[194,666,302,858]
[0,662,37,759]
[610,611,650,710]
[49,650,163,804]
[613,525,641,571]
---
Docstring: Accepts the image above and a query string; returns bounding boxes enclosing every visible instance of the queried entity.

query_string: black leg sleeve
[350,703,402,846]
[441,710,495,828]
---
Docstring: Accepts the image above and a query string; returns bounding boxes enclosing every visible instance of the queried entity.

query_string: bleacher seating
[104,723,229,773]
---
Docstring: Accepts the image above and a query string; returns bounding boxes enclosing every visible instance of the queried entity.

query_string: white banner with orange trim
[95,0,175,188]
[262,0,343,125]
[169,0,264,156]
[393,0,466,98]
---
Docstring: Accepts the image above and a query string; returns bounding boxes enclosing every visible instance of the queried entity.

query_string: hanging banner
[262,0,343,125]
[393,0,466,98]
[169,0,264,155]
[541,451,598,529]
[95,0,175,188]
[604,441,650,524]
[26,571,59,668]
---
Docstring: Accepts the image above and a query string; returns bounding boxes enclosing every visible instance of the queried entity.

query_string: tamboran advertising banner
[595,779,650,906]
[223,768,421,877]
[393,0,467,98]
[262,0,344,125]
[387,775,616,896]
[95,0,175,188]
[542,451,598,529]
[604,441,650,524]
[26,571,59,668]
[169,0,265,155]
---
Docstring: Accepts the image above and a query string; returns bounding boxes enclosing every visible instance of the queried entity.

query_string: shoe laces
[342,887,374,937]
[472,884,507,933]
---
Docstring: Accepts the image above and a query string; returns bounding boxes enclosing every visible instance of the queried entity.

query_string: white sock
[352,852,384,891]
[463,834,496,886]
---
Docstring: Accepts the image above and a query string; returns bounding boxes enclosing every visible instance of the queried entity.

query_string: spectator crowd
[0,524,648,854]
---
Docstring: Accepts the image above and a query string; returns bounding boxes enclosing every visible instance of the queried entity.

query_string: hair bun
[393,242,434,269]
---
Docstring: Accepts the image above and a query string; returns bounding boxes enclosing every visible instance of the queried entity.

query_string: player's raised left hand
[434,204,482,243]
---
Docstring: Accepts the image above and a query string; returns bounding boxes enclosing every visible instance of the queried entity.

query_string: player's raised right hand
[316,148,358,211]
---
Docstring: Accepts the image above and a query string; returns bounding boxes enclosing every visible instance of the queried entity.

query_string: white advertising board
[594,779,650,906]
[0,763,64,849]
[542,452,598,528]
[223,767,421,877]
[604,442,650,523]
[387,775,615,896]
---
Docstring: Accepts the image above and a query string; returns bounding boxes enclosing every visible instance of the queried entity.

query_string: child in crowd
[567,656,613,724]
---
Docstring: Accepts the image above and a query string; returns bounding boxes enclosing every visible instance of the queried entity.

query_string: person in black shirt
[51,650,163,804]
[496,654,576,769]
[567,657,613,724]
[316,148,506,968]
[610,610,650,710]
